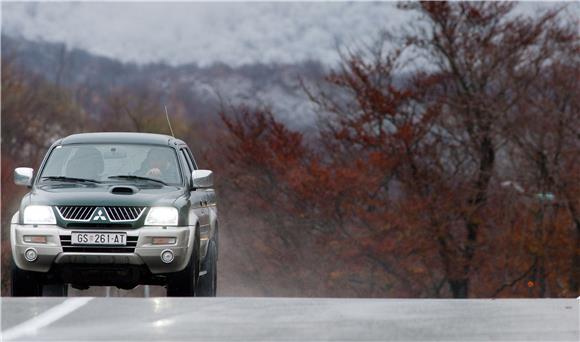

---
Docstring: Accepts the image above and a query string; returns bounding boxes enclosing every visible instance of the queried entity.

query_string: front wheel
[166,238,199,297]
[11,260,42,297]
[196,240,217,297]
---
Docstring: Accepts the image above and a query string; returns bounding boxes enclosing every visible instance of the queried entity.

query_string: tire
[42,283,68,297]
[11,260,42,297]
[196,240,217,297]
[166,236,199,297]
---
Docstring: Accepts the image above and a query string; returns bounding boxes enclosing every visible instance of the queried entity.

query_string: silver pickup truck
[10,132,218,297]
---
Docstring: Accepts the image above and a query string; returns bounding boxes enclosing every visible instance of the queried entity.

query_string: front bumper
[11,223,196,274]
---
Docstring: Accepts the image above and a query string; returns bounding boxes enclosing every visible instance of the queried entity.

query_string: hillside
[2,34,326,127]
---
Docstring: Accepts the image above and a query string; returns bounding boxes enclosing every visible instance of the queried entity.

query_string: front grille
[66,223,133,229]
[56,206,145,222]
[57,206,95,221]
[60,235,138,254]
[104,206,145,221]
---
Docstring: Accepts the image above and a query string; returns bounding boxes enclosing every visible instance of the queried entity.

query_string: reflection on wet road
[2,298,578,341]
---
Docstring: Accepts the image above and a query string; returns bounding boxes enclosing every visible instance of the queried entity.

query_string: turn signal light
[152,237,176,245]
[23,235,47,244]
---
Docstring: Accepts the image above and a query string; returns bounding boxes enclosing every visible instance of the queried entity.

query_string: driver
[138,148,177,181]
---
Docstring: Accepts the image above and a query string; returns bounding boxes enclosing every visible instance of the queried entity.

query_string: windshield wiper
[42,176,101,183]
[108,175,167,185]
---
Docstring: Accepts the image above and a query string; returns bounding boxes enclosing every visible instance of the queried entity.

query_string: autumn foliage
[217,2,579,298]
[1,2,578,298]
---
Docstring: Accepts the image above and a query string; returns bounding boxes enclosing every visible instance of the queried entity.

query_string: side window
[179,149,193,186]
[185,148,198,170]
[180,149,193,173]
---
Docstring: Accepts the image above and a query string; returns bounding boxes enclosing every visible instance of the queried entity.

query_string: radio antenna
[164,105,175,137]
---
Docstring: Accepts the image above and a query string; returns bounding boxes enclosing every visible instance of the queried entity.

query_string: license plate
[71,232,127,245]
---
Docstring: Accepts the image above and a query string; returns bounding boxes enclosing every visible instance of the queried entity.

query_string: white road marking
[2,297,93,341]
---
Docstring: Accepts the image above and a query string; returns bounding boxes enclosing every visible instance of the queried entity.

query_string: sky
[2,1,577,67]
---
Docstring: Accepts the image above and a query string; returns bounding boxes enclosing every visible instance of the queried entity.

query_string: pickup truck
[10,132,218,297]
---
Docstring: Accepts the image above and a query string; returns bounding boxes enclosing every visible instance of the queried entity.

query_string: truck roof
[58,132,186,146]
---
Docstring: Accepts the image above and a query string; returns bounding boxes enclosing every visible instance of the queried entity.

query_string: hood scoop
[109,185,139,195]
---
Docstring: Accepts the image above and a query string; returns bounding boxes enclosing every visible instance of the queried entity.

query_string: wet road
[1,298,578,341]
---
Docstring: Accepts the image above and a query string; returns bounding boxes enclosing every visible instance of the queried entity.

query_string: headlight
[23,205,56,225]
[145,207,178,226]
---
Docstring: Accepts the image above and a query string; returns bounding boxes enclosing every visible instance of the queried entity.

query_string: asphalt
[1,298,578,341]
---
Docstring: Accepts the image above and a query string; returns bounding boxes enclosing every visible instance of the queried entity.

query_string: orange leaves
[212,1,580,298]
[395,123,414,146]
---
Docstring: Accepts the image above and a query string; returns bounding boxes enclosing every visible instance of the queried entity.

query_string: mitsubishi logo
[92,209,108,221]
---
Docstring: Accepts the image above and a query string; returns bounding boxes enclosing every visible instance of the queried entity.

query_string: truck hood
[24,183,186,207]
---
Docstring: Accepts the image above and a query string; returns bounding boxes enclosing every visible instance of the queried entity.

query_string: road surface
[1,298,578,341]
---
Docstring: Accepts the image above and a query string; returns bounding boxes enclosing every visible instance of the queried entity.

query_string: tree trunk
[458,133,495,299]
[570,218,580,295]
[565,199,580,295]
[449,279,469,298]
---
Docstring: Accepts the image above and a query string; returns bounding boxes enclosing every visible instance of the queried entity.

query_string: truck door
[180,148,209,231]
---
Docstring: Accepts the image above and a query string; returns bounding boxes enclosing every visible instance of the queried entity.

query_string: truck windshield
[39,144,182,186]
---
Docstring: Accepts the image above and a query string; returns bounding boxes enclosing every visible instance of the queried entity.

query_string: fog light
[24,248,38,262]
[24,235,47,244]
[160,249,174,264]
[152,237,176,245]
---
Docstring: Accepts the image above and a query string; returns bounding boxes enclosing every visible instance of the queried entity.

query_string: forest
[1,2,578,298]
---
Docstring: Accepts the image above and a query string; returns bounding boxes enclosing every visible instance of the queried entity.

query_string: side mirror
[14,167,34,187]
[191,170,213,189]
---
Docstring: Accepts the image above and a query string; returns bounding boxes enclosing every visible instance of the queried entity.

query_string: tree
[398,1,576,297]
[219,1,579,298]
[505,48,580,296]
